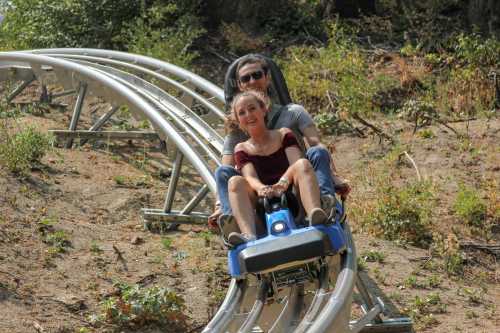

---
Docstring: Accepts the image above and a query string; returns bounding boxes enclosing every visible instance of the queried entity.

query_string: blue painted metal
[228,198,347,278]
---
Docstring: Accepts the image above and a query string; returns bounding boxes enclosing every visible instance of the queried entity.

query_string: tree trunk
[467,0,500,38]
[318,0,376,18]
[202,0,288,31]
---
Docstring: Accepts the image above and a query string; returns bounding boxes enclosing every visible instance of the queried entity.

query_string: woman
[226,90,328,245]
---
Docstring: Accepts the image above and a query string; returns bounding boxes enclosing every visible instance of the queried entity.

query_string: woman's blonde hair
[224,90,269,134]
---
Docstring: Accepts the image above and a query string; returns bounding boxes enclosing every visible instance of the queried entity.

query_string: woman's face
[237,63,270,94]
[234,95,266,132]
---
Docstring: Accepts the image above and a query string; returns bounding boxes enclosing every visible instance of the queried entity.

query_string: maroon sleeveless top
[234,131,299,185]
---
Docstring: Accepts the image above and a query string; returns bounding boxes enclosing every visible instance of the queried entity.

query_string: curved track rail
[0,49,410,333]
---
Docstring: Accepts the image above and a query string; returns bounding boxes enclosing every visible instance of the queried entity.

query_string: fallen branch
[33,321,45,333]
[408,256,431,262]
[460,241,500,258]
[206,47,232,64]
[447,117,477,123]
[401,151,422,181]
[431,116,463,137]
[351,112,394,143]
[112,244,124,262]
[325,90,336,112]
[113,244,128,271]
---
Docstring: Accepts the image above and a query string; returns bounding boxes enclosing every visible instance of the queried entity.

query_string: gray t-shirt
[222,103,314,155]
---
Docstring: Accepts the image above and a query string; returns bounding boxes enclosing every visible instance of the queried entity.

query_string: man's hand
[332,173,351,200]
[207,205,221,232]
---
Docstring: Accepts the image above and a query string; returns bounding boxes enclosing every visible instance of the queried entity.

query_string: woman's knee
[294,158,314,173]
[228,175,247,192]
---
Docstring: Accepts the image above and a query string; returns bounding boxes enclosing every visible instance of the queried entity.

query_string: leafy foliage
[92,282,187,330]
[431,232,465,276]
[454,33,500,69]
[122,1,204,68]
[429,34,500,117]
[0,0,204,67]
[280,21,374,132]
[220,22,265,54]
[0,120,53,175]
[353,148,436,248]
[371,180,435,247]
[453,185,487,228]
[405,293,446,330]
[0,0,142,50]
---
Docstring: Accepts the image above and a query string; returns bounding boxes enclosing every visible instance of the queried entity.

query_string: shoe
[321,194,336,219]
[217,214,238,235]
[308,208,328,226]
[228,232,256,246]
[217,214,239,246]
[321,194,336,210]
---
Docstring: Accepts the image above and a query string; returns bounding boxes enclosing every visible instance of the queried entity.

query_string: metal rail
[0,49,412,333]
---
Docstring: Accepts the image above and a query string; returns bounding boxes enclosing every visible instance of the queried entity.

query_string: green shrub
[360,250,385,263]
[406,293,446,330]
[0,122,53,175]
[0,0,142,50]
[123,2,204,68]
[44,230,71,254]
[220,22,265,54]
[431,232,465,276]
[454,33,500,69]
[361,179,435,247]
[113,175,127,186]
[429,33,499,117]
[0,0,203,65]
[280,21,374,130]
[161,237,173,249]
[92,282,187,330]
[453,185,487,227]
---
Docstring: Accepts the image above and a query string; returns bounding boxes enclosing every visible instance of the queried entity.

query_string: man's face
[237,63,270,94]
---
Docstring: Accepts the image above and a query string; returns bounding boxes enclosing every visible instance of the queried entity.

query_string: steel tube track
[29,48,226,114]
[0,49,366,333]
[63,57,224,151]
[75,60,223,164]
[0,52,216,192]
[42,53,225,122]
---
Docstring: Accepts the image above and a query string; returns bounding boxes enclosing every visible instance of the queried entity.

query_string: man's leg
[306,146,335,196]
[214,165,240,215]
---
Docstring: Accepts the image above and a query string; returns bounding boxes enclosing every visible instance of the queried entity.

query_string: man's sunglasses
[239,70,266,83]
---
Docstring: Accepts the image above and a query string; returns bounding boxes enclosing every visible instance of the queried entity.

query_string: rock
[55,295,86,312]
[131,235,143,245]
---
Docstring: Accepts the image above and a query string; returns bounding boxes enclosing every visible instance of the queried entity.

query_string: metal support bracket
[6,77,35,103]
[65,82,87,148]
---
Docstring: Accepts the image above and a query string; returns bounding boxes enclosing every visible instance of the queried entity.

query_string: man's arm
[302,124,339,174]
[221,154,235,166]
[302,124,325,148]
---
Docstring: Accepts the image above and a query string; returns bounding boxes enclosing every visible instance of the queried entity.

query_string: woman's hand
[271,177,290,196]
[257,185,274,198]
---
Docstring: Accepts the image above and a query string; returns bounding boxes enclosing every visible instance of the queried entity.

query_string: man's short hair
[235,55,269,81]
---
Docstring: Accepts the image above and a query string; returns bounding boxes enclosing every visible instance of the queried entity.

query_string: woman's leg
[228,176,258,237]
[288,159,322,215]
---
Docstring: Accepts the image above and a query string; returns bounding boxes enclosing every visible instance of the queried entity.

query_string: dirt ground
[0,88,499,333]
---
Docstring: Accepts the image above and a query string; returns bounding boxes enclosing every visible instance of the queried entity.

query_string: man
[209,54,349,230]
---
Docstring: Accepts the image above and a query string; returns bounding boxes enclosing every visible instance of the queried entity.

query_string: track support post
[65,81,87,148]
